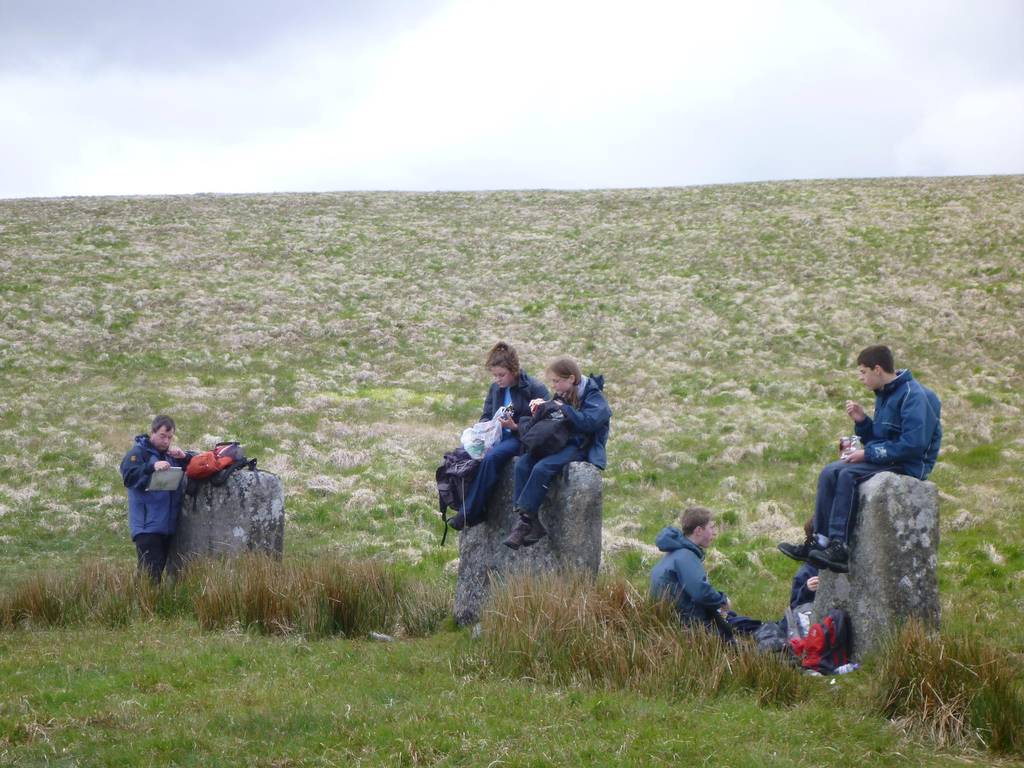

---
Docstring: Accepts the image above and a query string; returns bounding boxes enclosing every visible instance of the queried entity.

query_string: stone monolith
[454,460,603,625]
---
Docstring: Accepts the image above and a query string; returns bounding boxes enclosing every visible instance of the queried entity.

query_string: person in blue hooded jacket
[119,415,194,582]
[779,345,942,573]
[448,342,549,531]
[650,506,732,634]
[503,355,611,549]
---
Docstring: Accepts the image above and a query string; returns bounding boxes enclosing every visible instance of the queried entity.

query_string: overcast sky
[1,0,1022,199]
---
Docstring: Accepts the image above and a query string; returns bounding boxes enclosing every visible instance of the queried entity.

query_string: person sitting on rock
[119,415,194,583]
[778,344,942,573]
[447,341,549,531]
[650,506,735,638]
[502,356,611,549]
[789,518,820,607]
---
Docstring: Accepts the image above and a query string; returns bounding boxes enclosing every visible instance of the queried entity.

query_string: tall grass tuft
[396,578,453,637]
[872,621,1024,755]
[467,570,806,706]
[1,555,452,640]
[0,560,154,628]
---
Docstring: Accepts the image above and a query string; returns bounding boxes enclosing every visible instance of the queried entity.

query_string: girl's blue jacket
[481,371,549,425]
[559,374,611,469]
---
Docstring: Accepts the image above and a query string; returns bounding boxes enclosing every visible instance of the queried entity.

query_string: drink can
[839,436,852,458]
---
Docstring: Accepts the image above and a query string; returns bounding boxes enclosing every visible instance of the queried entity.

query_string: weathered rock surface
[167,470,285,576]
[813,472,939,659]
[454,460,603,625]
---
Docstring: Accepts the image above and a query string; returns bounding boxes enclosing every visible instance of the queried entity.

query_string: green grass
[1,176,1023,764]
[0,620,1008,767]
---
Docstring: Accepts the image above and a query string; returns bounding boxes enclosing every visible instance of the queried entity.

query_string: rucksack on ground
[788,608,851,674]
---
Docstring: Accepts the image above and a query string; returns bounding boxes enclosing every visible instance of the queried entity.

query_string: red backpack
[186,442,245,480]
[789,609,851,674]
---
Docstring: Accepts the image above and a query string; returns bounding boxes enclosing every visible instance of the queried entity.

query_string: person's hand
[842,449,865,464]
[807,576,820,592]
[498,416,516,430]
[167,447,186,459]
[529,398,545,414]
[845,400,866,423]
[154,460,171,471]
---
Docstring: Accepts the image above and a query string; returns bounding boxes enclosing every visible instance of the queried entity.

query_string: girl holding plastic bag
[447,342,549,530]
[503,356,611,549]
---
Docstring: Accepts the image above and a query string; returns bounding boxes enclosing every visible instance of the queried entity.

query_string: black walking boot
[777,536,820,563]
[808,539,849,573]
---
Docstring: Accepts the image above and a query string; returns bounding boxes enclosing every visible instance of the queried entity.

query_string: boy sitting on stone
[778,345,942,573]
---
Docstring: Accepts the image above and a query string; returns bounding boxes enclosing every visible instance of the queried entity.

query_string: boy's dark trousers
[813,460,904,542]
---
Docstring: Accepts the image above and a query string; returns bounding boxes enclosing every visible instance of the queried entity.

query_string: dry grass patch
[466,570,806,706]
[872,621,1024,755]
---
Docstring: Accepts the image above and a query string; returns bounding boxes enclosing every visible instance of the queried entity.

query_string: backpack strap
[210,458,257,487]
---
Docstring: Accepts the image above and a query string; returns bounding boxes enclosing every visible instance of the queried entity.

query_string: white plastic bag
[460,407,510,459]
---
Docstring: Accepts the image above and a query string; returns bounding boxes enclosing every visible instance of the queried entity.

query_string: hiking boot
[777,537,820,563]
[503,515,532,550]
[447,511,466,531]
[522,514,547,546]
[808,540,849,573]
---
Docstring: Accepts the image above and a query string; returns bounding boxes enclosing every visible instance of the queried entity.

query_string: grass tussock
[0,555,452,639]
[468,570,806,706]
[0,560,158,628]
[872,621,1024,755]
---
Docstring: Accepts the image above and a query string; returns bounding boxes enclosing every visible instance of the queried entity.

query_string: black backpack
[518,400,571,459]
[435,448,480,544]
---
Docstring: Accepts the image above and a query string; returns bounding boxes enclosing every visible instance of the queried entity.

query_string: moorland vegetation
[1,177,1022,766]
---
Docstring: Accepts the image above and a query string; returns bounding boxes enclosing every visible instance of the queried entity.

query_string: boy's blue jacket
[649,526,727,624]
[559,374,612,469]
[854,369,942,480]
[119,435,191,539]
[481,371,549,425]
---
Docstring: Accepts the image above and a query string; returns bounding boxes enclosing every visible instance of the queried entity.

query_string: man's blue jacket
[119,434,191,539]
[559,374,611,470]
[649,526,727,625]
[854,369,942,480]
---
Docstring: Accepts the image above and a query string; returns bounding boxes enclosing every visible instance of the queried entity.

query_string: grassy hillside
[1,177,1022,765]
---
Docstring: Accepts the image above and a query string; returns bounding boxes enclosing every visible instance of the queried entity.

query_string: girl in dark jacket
[503,356,611,549]
[448,342,549,530]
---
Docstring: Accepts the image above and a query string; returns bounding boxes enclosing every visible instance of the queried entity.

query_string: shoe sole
[777,544,810,562]
[807,552,849,573]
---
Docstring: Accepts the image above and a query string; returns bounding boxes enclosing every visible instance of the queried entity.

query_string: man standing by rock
[778,345,942,573]
[650,506,732,637]
[120,415,193,583]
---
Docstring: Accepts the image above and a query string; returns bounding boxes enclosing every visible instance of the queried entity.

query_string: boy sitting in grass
[778,345,942,573]
[650,506,734,637]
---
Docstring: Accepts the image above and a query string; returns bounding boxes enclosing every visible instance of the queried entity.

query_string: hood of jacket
[876,368,912,396]
[654,526,704,559]
[133,434,164,457]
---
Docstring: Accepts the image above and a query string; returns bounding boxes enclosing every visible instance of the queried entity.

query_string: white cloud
[1,0,1021,198]
[897,83,1024,176]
